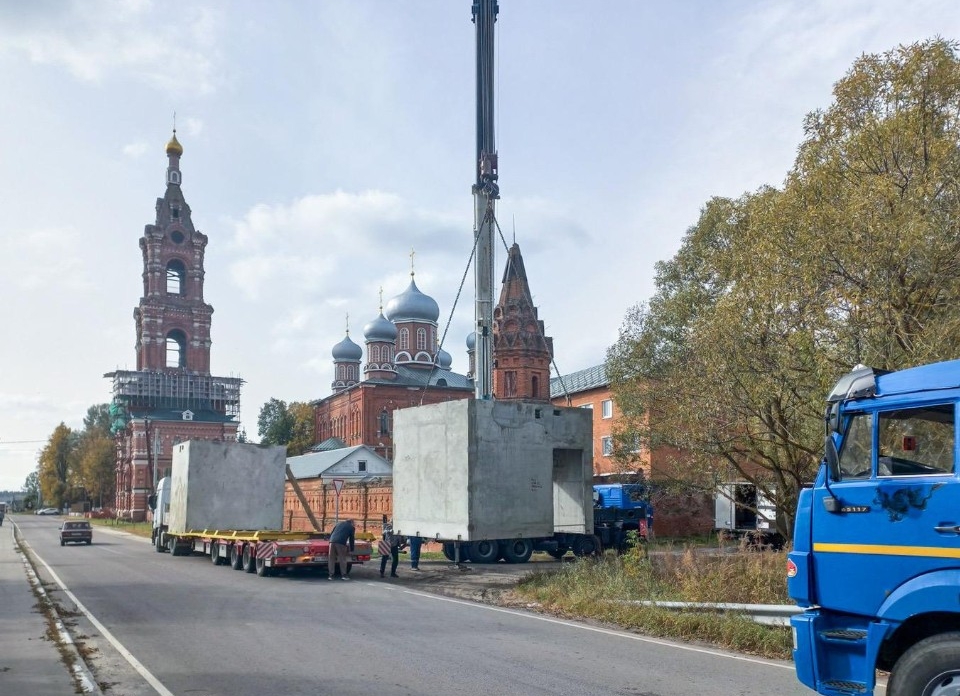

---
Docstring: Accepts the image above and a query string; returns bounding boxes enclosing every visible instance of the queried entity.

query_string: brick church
[106,133,242,521]
[312,241,554,457]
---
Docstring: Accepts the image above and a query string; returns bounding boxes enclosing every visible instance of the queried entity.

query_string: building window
[504,371,517,398]
[378,408,391,436]
[399,328,409,351]
[165,330,187,368]
[601,436,614,457]
[370,345,380,362]
[417,328,427,351]
[580,403,593,410]
[358,460,367,473]
[166,259,186,295]
[531,375,539,399]
[601,400,613,419]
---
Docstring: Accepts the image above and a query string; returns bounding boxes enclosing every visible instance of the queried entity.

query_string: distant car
[35,507,59,516]
[59,520,92,546]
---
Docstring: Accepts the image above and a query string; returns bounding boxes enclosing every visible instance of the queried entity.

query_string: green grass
[516,542,793,659]
[89,518,153,538]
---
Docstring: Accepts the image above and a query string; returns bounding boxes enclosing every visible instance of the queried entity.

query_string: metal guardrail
[616,600,803,626]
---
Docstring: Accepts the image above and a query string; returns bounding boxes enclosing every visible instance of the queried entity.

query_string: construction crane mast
[471,0,499,400]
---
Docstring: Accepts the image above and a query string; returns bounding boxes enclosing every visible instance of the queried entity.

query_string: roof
[550,364,608,399]
[287,444,391,479]
[311,437,347,452]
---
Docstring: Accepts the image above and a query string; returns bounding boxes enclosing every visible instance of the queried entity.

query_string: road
[18,515,813,696]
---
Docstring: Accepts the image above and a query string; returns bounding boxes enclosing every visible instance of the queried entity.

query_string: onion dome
[385,277,439,323]
[466,332,476,351]
[363,311,397,343]
[166,132,183,156]
[436,348,452,370]
[332,333,362,361]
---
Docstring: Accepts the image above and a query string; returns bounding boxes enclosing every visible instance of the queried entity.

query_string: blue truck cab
[789,360,960,695]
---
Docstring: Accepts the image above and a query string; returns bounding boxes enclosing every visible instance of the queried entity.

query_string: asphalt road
[18,515,813,696]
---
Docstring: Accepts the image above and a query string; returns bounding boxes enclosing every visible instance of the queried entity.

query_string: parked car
[59,520,92,545]
[35,507,59,515]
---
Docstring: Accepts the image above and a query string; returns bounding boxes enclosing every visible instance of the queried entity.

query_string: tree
[287,402,316,456]
[38,423,75,509]
[607,39,960,539]
[73,433,115,509]
[22,470,40,509]
[257,398,315,455]
[257,398,295,446]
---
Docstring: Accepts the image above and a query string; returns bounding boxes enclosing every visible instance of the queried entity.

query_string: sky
[1,0,958,491]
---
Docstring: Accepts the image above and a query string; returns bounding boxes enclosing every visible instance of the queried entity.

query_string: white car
[34,507,59,515]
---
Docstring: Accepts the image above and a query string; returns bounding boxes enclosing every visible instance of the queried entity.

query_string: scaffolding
[105,370,242,417]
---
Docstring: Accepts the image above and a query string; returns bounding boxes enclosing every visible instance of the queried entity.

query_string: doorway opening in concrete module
[553,448,587,532]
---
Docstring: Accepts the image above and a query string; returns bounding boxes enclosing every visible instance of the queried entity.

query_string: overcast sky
[1,1,957,491]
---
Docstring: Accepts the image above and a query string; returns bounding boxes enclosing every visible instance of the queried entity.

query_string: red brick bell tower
[106,132,242,521]
[492,242,553,401]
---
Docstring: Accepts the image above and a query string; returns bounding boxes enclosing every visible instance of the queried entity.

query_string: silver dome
[363,312,397,343]
[436,348,452,369]
[384,278,439,323]
[466,331,476,351]
[332,334,362,361]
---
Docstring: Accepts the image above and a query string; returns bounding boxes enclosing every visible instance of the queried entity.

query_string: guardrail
[615,600,803,626]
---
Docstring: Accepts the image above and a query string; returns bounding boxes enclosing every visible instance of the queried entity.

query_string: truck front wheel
[888,632,960,696]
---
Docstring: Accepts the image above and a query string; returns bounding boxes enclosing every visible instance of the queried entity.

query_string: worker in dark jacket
[379,522,405,578]
[328,518,355,581]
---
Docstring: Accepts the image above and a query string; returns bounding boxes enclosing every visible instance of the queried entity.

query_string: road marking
[28,546,175,696]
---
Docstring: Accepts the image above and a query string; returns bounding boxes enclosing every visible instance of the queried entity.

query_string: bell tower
[134,131,213,373]
[106,132,242,521]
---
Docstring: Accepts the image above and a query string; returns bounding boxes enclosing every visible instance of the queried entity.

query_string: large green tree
[607,39,960,539]
[257,399,315,455]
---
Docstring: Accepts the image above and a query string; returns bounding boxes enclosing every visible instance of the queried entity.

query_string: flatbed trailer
[162,528,372,578]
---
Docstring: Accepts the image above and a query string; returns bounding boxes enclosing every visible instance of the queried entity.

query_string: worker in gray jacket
[328,518,355,581]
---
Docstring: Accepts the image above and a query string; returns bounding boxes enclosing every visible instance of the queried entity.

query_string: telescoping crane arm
[472,0,499,400]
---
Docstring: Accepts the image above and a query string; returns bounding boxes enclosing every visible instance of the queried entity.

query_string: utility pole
[472,0,499,400]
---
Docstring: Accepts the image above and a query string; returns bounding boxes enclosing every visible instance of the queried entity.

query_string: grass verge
[515,543,793,659]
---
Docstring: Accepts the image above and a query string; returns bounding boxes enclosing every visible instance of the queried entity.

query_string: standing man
[408,535,423,570]
[328,518,355,581]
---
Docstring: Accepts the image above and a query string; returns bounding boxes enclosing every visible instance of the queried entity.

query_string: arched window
[531,375,539,399]
[166,259,186,295]
[399,328,409,350]
[379,408,391,436]
[165,330,187,368]
[382,346,392,362]
[417,328,427,351]
[370,345,380,362]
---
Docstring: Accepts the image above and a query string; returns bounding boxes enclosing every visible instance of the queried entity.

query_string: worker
[327,518,355,581]
[408,535,423,570]
[379,521,405,578]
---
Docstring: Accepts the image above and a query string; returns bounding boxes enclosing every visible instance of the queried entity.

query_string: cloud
[0,0,226,96]
[2,226,89,291]
[123,142,148,157]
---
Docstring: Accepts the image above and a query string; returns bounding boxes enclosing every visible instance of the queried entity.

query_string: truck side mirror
[147,494,156,511]
[824,436,842,482]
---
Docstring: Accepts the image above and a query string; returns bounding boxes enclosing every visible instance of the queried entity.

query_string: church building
[105,133,242,521]
[312,242,553,458]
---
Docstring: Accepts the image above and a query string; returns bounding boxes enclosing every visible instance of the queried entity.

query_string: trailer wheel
[210,541,223,565]
[500,539,533,564]
[888,632,960,696]
[574,535,601,557]
[468,540,500,564]
[242,545,256,573]
[547,546,569,560]
[442,543,457,561]
[255,557,272,577]
[167,537,177,555]
[230,544,243,570]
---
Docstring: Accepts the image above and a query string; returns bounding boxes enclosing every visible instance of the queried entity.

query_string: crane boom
[471,0,499,400]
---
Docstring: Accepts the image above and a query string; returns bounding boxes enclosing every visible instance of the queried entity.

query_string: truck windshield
[839,413,873,478]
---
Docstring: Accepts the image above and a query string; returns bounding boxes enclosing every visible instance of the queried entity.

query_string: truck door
[811,402,960,616]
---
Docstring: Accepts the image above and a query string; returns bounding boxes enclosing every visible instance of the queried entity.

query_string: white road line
[28,546,176,696]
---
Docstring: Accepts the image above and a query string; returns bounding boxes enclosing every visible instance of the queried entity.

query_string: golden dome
[165,132,183,156]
